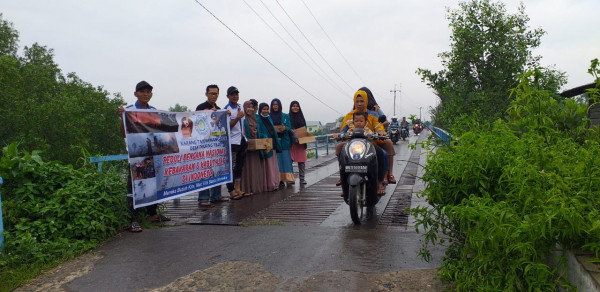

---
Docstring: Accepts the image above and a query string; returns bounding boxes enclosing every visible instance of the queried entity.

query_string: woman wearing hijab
[241,100,265,194]
[289,100,308,185]
[270,98,295,187]
[256,102,282,192]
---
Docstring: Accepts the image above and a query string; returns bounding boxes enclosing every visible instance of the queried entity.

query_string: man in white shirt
[224,86,249,199]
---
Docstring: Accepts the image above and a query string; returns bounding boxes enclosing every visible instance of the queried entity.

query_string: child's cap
[135,81,153,92]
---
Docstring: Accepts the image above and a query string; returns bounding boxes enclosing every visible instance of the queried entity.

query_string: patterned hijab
[288,100,306,129]
[243,100,257,139]
[270,98,283,125]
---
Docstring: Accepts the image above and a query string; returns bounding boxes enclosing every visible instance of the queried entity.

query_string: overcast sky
[3,0,599,123]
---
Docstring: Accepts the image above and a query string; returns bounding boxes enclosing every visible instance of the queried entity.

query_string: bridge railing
[424,122,452,146]
[89,136,338,171]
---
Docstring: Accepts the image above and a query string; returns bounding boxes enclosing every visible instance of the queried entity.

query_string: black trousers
[127,172,157,222]
[227,138,248,192]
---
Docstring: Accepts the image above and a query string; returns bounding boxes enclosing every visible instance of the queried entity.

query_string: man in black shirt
[196,84,229,206]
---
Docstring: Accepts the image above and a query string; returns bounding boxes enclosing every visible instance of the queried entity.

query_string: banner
[123,109,232,208]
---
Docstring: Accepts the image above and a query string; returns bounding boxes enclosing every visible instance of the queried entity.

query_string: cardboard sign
[247,138,272,150]
[295,127,315,144]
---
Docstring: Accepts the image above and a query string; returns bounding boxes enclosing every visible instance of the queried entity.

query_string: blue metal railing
[89,137,336,170]
[312,134,336,158]
[89,154,129,171]
[424,122,452,146]
[1,176,4,251]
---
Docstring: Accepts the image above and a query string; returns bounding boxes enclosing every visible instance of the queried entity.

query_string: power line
[191,0,343,116]
[242,0,349,98]
[274,0,355,91]
[301,0,366,85]
[258,0,349,96]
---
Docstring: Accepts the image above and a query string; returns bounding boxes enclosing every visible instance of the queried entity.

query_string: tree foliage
[169,103,190,112]
[413,63,600,290]
[0,14,125,166]
[417,0,566,131]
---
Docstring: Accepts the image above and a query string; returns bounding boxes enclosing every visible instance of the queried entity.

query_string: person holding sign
[270,98,295,188]
[224,86,251,199]
[241,100,265,194]
[196,85,229,206]
[257,102,282,192]
[289,100,308,185]
[117,80,170,232]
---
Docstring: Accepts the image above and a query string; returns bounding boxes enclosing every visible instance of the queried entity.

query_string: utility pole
[419,106,422,121]
[390,84,401,116]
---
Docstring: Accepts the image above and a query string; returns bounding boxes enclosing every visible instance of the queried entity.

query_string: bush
[0,143,129,290]
[412,66,600,290]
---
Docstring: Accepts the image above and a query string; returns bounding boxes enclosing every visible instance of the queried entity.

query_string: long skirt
[263,154,280,191]
[241,150,265,194]
[277,149,295,182]
[290,143,307,163]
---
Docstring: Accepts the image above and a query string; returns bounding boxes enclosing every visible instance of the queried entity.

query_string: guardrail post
[0,176,4,251]
[315,137,319,158]
[325,135,329,155]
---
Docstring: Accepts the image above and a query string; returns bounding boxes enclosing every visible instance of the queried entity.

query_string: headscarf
[249,99,258,114]
[288,100,306,129]
[259,103,276,144]
[269,98,283,125]
[359,87,378,112]
[243,100,257,139]
[353,90,369,113]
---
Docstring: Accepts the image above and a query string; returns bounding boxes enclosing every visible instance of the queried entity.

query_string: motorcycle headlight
[348,141,366,160]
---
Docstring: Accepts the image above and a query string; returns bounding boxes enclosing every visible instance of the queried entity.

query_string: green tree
[169,103,190,112]
[0,16,125,165]
[0,13,18,57]
[417,0,566,131]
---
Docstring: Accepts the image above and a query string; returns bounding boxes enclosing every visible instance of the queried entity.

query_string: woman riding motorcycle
[335,90,389,195]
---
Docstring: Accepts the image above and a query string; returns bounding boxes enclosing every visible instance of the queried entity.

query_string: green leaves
[413,62,600,289]
[0,143,128,279]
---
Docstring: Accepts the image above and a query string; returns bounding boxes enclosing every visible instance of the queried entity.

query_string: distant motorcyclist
[400,117,409,129]
[389,116,400,129]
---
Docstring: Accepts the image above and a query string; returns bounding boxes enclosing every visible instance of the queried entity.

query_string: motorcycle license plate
[345,165,368,173]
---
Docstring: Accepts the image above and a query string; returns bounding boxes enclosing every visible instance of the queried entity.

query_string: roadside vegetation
[0,14,131,291]
[414,0,600,289]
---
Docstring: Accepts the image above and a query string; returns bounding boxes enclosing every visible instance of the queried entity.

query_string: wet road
[22,132,447,291]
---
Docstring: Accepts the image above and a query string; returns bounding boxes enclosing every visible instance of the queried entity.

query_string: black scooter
[338,129,385,224]
[400,125,409,140]
[389,125,399,144]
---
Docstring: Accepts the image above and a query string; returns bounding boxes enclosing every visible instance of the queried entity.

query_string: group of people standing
[196,85,309,206]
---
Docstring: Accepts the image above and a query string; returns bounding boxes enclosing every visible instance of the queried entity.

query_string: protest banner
[123,109,232,208]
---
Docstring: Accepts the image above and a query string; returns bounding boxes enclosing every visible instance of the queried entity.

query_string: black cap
[135,81,153,92]
[227,86,239,95]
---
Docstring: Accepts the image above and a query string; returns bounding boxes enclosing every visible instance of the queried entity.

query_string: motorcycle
[400,125,409,140]
[413,123,422,136]
[388,125,399,144]
[338,129,386,224]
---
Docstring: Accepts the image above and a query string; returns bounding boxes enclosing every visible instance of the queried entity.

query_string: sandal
[387,174,397,184]
[199,201,211,206]
[335,179,342,186]
[230,192,243,200]
[130,221,142,232]
[150,214,171,222]
[242,192,253,197]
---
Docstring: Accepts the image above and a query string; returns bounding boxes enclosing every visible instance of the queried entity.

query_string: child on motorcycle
[348,112,387,195]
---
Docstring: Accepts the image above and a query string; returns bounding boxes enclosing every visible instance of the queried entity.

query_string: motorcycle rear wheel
[349,183,364,224]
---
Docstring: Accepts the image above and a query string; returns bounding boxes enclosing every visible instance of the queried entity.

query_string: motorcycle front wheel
[349,183,364,224]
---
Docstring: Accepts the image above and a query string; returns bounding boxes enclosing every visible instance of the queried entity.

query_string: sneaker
[300,179,307,185]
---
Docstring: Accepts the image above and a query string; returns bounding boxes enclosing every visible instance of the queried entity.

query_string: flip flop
[130,221,142,232]
[231,192,243,200]
[199,201,211,206]
[242,192,253,197]
[387,174,397,184]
